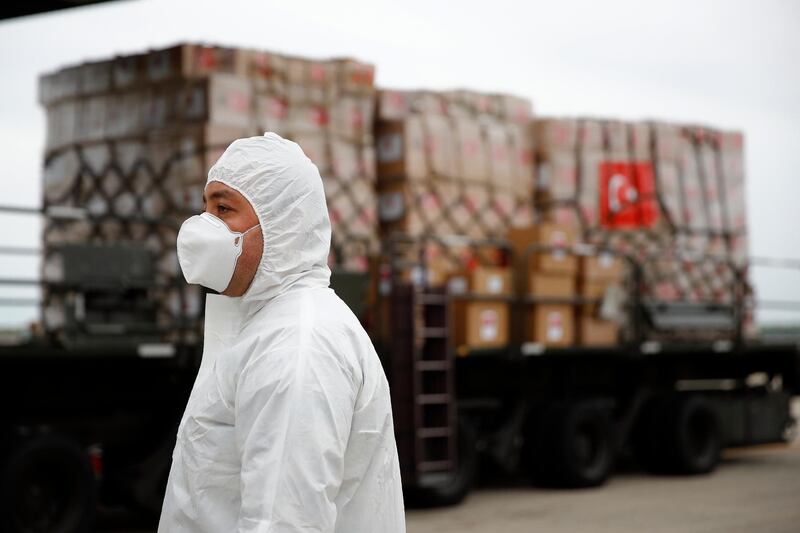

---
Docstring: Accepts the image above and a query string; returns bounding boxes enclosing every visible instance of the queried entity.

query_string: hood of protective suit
[206,132,332,306]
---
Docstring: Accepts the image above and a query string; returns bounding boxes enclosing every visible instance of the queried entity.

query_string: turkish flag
[599,161,658,229]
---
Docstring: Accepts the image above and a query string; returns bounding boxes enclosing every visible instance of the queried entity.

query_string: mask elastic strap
[241,224,260,237]
[234,224,260,248]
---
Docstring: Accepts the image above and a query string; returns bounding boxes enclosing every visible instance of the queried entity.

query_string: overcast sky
[0,0,799,326]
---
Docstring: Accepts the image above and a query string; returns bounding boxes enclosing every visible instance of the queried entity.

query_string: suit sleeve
[234,345,356,532]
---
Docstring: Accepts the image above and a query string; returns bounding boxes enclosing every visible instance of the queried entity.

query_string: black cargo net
[376,93,535,273]
[40,140,377,340]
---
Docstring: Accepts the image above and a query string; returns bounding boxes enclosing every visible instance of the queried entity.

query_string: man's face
[203,181,264,296]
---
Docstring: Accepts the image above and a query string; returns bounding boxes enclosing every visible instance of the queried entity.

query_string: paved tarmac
[406,442,800,533]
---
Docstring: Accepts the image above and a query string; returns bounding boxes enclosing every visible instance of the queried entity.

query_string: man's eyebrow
[203,190,232,202]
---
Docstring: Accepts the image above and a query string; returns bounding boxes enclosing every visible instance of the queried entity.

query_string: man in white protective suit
[158,132,406,532]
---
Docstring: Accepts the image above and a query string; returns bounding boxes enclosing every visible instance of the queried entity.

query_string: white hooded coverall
[158,133,406,532]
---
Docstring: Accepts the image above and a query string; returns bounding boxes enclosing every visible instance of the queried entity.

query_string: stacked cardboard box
[534,118,746,308]
[578,253,625,346]
[448,266,512,352]
[373,88,534,352]
[507,223,579,347]
[375,89,535,284]
[38,43,378,341]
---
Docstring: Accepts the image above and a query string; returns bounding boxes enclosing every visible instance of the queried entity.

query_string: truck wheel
[525,400,614,488]
[639,395,721,475]
[408,421,477,507]
[0,434,96,533]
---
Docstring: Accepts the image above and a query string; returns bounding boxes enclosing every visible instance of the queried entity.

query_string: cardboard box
[448,266,512,296]
[506,223,578,275]
[376,88,532,186]
[391,242,463,288]
[454,183,486,237]
[38,65,81,106]
[539,204,582,229]
[629,121,653,160]
[454,117,488,183]
[535,119,578,153]
[78,60,112,96]
[425,255,455,287]
[336,59,375,94]
[453,301,509,350]
[506,225,536,258]
[532,224,578,274]
[508,123,535,194]
[162,124,252,186]
[472,266,511,296]
[254,94,288,136]
[604,119,629,155]
[529,273,576,298]
[373,89,536,246]
[377,181,455,237]
[579,316,619,346]
[581,253,624,282]
[326,178,376,235]
[423,113,458,179]
[330,96,374,143]
[576,150,604,226]
[581,280,610,299]
[577,120,603,151]
[39,43,381,341]
[536,152,576,201]
[529,304,575,347]
[293,133,329,171]
[377,90,412,120]
[375,118,426,180]
[487,122,513,188]
[111,54,143,90]
[145,44,246,82]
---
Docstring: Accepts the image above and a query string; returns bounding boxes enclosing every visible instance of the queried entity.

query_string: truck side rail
[0,203,196,349]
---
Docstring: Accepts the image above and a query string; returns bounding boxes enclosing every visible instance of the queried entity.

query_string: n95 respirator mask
[176,212,259,293]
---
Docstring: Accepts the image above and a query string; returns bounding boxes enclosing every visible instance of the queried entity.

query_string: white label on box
[537,162,551,189]
[447,276,467,295]
[377,133,403,163]
[486,274,504,294]
[599,252,613,268]
[551,230,567,261]
[479,309,499,341]
[546,311,564,342]
[410,266,425,286]
[378,192,405,222]
[551,230,567,247]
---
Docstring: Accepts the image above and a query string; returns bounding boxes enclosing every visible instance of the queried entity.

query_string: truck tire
[524,400,614,488]
[408,421,477,507]
[0,434,96,533]
[638,395,721,475]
